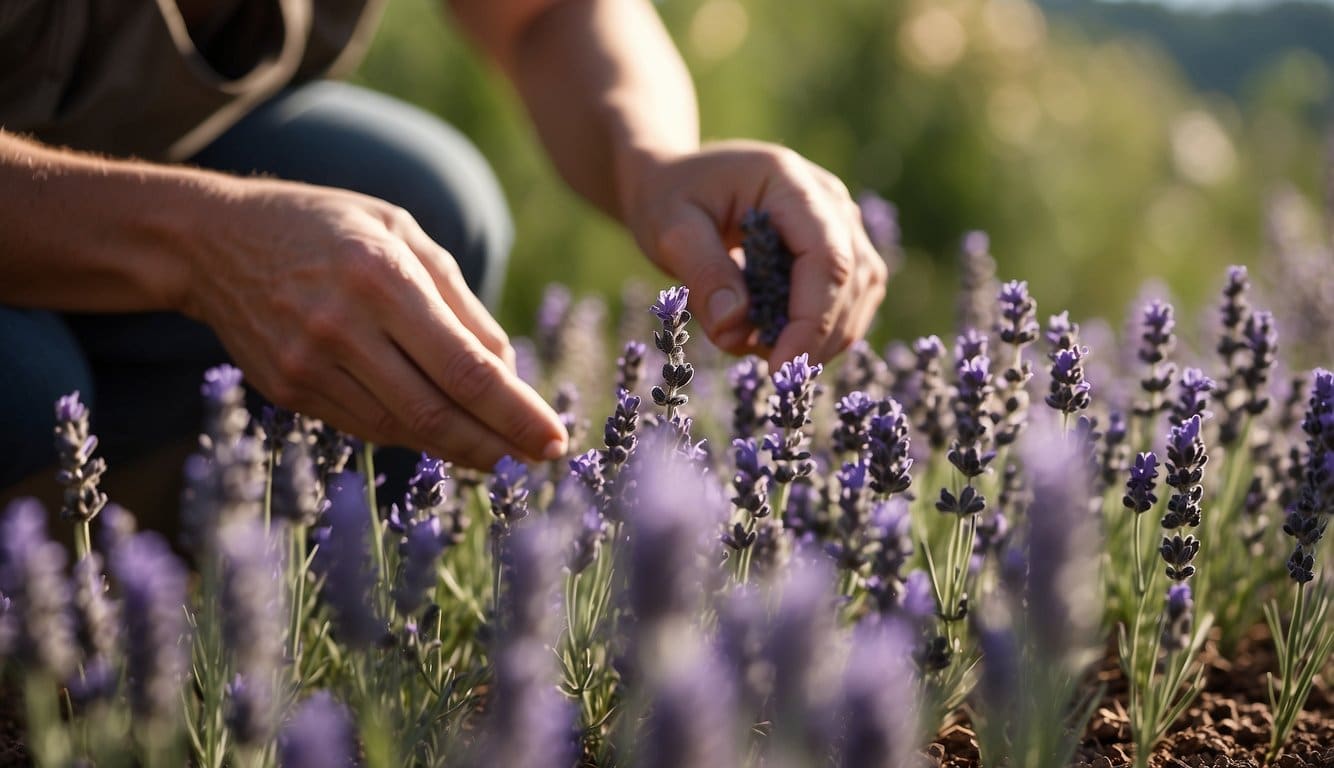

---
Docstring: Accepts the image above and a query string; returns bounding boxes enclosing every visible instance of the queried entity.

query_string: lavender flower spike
[1123,452,1160,514]
[488,456,531,534]
[765,353,824,484]
[111,530,190,723]
[1171,367,1215,426]
[836,622,919,768]
[53,391,108,525]
[219,520,286,744]
[728,356,768,439]
[1282,369,1334,583]
[278,691,357,768]
[0,499,78,679]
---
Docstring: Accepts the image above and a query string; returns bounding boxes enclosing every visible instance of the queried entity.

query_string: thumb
[651,204,751,350]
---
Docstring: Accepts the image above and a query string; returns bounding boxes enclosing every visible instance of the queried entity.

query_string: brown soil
[928,624,1334,768]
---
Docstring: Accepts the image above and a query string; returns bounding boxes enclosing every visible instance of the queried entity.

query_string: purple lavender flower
[394,516,449,619]
[640,647,739,768]
[866,399,914,497]
[900,569,937,625]
[728,356,768,440]
[1240,310,1278,416]
[729,438,771,526]
[833,391,876,454]
[1171,367,1216,425]
[741,209,794,347]
[1282,369,1334,583]
[650,285,690,325]
[278,691,357,768]
[765,353,824,484]
[71,552,118,698]
[650,286,695,424]
[0,499,77,679]
[910,335,955,450]
[569,449,605,500]
[997,280,1040,347]
[219,521,284,744]
[1045,343,1092,415]
[835,340,891,401]
[1136,300,1178,419]
[53,391,108,524]
[1123,452,1160,514]
[311,473,382,649]
[1163,414,1208,531]
[488,456,531,532]
[182,367,266,555]
[602,389,640,479]
[949,348,996,478]
[993,281,1039,447]
[617,340,648,396]
[864,500,916,614]
[1100,411,1131,488]
[110,530,190,723]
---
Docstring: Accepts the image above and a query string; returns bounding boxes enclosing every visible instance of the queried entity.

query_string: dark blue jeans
[0,81,512,488]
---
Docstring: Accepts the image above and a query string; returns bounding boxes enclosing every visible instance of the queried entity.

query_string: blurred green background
[351,0,1334,343]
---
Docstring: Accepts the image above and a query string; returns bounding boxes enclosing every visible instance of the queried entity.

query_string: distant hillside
[1037,0,1334,97]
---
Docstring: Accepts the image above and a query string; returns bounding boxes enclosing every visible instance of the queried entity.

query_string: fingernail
[708,288,742,323]
[542,438,566,461]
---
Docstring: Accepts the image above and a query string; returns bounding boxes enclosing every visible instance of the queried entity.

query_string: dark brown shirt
[0,0,387,161]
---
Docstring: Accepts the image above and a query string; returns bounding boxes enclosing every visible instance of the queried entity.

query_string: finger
[376,265,568,460]
[764,172,857,367]
[650,202,752,347]
[398,219,517,372]
[337,341,538,468]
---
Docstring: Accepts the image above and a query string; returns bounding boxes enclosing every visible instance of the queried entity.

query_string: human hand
[179,178,568,468]
[621,140,889,368]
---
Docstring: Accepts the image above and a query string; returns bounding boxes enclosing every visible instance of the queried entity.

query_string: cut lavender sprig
[741,209,793,347]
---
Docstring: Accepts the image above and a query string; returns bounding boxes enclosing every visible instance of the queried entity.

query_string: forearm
[0,131,224,312]
[457,0,699,220]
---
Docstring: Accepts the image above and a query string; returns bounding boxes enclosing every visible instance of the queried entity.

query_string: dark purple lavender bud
[766,354,824,483]
[534,283,573,371]
[955,328,990,364]
[936,484,987,517]
[1159,534,1201,582]
[835,340,890,401]
[1019,423,1102,665]
[311,473,382,649]
[910,335,955,451]
[569,449,605,500]
[731,438,771,522]
[827,459,871,570]
[1161,582,1195,652]
[53,391,108,524]
[650,286,694,418]
[866,399,914,497]
[1045,343,1092,415]
[0,499,78,678]
[835,621,919,768]
[640,640,738,768]
[307,417,353,493]
[1045,311,1078,349]
[1135,300,1178,420]
[569,506,608,576]
[1282,369,1334,583]
[1171,367,1215,426]
[110,530,189,723]
[741,209,794,347]
[728,356,768,440]
[219,520,285,745]
[1217,266,1251,367]
[782,479,831,544]
[271,438,320,527]
[278,691,357,768]
[617,340,648,396]
[957,231,998,335]
[833,391,877,454]
[488,456,531,531]
[1162,415,1208,531]
[858,191,903,270]
[950,349,996,478]
[602,389,640,479]
[996,280,1039,346]
[1240,310,1278,416]
[1123,452,1160,514]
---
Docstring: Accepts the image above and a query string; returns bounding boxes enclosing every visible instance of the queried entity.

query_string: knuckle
[826,247,855,287]
[444,346,502,403]
[304,306,346,346]
[277,346,317,387]
[405,398,455,440]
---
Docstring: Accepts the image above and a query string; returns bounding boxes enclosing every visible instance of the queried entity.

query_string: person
[0,0,888,493]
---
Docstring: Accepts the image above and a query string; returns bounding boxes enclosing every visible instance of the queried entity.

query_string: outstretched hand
[623,140,889,368]
[181,178,568,469]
